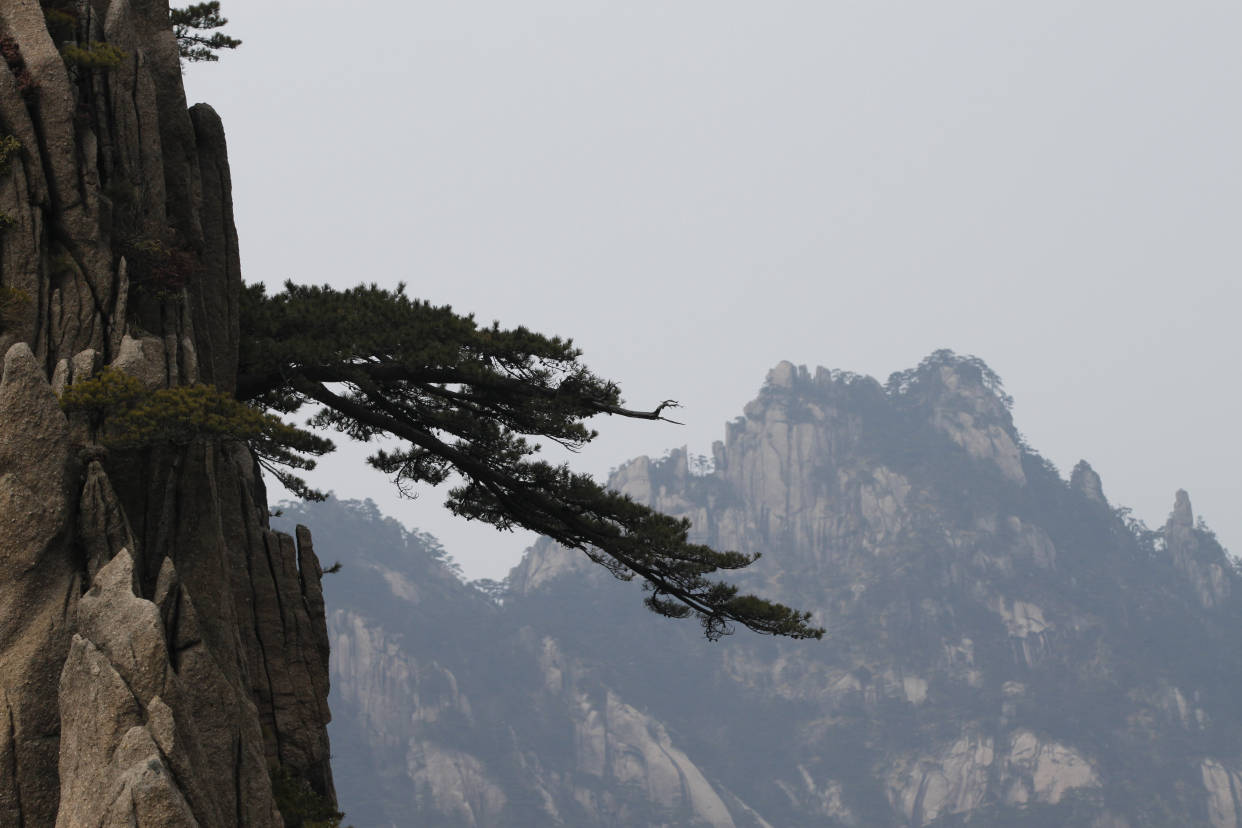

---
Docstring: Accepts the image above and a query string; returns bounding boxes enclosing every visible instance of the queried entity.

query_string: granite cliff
[0,2,334,824]
[290,352,1241,827]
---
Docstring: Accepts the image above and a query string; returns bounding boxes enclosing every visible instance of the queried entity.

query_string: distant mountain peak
[310,354,1242,827]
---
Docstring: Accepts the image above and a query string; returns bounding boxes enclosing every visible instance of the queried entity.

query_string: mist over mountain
[277,350,1241,828]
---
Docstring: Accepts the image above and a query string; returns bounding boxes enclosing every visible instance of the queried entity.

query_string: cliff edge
[0,2,334,825]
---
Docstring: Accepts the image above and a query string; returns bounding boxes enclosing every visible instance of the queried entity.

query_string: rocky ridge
[300,352,1242,827]
[0,2,334,824]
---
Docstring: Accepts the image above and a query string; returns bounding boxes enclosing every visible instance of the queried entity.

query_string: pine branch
[237,282,823,640]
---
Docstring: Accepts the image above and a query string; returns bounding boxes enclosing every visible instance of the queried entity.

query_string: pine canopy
[237,282,822,641]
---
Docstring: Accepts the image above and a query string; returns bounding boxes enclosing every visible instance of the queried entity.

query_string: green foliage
[269,767,348,828]
[0,135,21,233]
[61,41,128,71]
[112,384,272,447]
[886,348,1015,411]
[60,368,333,500]
[43,10,77,43]
[120,237,200,299]
[40,0,79,43]
[171,2,241,63]
[0,134,21,176]
[0,285,31,332]
[58,367,147,427]
[238,281,822,640]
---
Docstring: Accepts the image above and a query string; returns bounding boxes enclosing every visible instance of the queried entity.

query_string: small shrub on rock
[0,285,31,332]
[41,0,79,44]
[120,236,201,299]
[0,135,21,232]
[0,134,21,175]
[269,766,349,828]
[61,41,127,71]
[57,367,147,430]
[60,368,333,499]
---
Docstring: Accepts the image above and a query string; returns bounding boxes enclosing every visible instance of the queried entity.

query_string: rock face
[0,4,334,825]
[296,351,1242,827]
[0,341,79,823]
[277,499,768,828]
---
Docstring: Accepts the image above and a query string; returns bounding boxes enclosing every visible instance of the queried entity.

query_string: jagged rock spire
[1070,460,1107,505]
[1172,488,1194,527]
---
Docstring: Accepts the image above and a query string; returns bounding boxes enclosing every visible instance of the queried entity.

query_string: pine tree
[170,2,241,63]
[236,281,823,641]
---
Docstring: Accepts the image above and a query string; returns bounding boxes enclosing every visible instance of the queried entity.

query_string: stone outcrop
[540,642,738,827]
[885,727,1100,824]
[57,548,282,827]
[1202,760,1242,828]
[1071,460,1107,505]
[0,342,79,824]
[0,2,335,824]
[295,351,1242,827]
[1166,489,1231,610]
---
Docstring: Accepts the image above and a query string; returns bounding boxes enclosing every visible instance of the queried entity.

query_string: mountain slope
[286,351,1241,827]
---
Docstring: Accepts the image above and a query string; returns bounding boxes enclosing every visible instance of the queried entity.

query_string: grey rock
[99,440,336,821]
[79,460,139,583]
[1166,489,1230,609]
[926,363,1025,485]
[0,343,80,826]
[55,634,195,828]
[59,547,286,828]
[112,334,168,389]
[150,555,285,828]
[1202,759,1242,828]
[75,547,173,705]
[0,2,337,822]
[50,359,69,395]
[1071,460,1108,505]
[0,1,114,360]
[1172,488,1194,527]
[187,104,242,392]
[296,525,333,696]
[71,348,101,382]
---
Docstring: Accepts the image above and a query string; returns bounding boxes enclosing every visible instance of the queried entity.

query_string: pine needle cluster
[60,42,127,71]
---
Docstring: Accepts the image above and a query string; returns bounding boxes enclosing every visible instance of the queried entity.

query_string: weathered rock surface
[0,342,79,824]
[295,351,1242,827]
[0,2,336,824]
[1166,489,1230,610]
[1071,460,1107,505]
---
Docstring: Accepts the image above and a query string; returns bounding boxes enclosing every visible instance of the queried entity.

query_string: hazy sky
[184,2,1239,581]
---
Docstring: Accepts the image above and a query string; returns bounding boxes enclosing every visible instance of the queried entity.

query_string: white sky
[184,2,1239,581]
